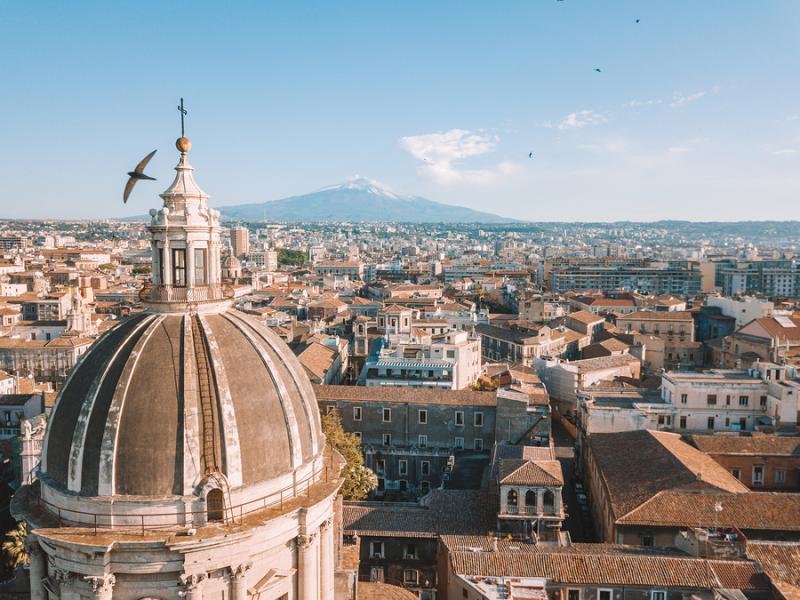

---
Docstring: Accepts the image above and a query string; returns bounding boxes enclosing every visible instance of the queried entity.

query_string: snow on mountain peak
[317,176,401,199]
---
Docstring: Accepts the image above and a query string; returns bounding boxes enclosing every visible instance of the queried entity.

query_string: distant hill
[216,177,515,223]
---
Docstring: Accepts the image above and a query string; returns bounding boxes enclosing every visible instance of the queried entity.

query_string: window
[455,410,464,426]
[657,415,665,425]
[404,543,417,559]
[641,532,654,547]
[421,461,430,476]
[399,460,408,476]
[206,488,225,522]
[454,437,464,450]
[739,395,749,406]
[418,435,428,448]
[680,393,688,404]
[707,394,717,406]
[172,248,187,287]
[404,569,418,584]
[353,407,362,421]
[420,481,430,493]
[679,416,687,429]
[418,409,427,424]
[474,412,484,427]
[707,416,715,430]
[193,247,207,285]
[599,590,613,600]
[525,490,537,508]
[567,589,581,600]
[507,489,518,507]
[726,395,731,406]
[474,438,484,451]
[370,541,384,558]
[376,459,386,474]
[776,469,786,484]
[382,408,392,422]
[651,591,666,600]
[760,395,768,408]
[382,433,391,446]
[732,468,741,480]
[753,465,764,485]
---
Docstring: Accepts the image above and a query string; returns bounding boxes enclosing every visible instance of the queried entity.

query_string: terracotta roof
[617,490,800,532]
[358,582,418,600]
[446,547,768,589]
[313,384,497,407]
[746,542,800,592]
[618,310,694,321]
[567,310,605,324]
[499,459,564,486]
[588,430,748,521]
[689,434,800,457]
[296,342,337,381]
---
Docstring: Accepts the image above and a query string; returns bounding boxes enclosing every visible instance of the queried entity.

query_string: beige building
[230,225,250,258]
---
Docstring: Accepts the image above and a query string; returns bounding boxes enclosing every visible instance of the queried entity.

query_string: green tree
[277,248,307,266]
[321,411,377,500]
[2,521,27,570]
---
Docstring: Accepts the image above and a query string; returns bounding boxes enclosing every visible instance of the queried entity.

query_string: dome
[41,308,323,497]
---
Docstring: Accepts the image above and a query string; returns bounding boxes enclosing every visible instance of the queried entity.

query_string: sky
[1,1,799,221]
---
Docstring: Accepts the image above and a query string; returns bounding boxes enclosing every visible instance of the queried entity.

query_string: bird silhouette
[528,152,534,159]
[635,18,640,23]
[594,68,602,73]
[123,149,157,203]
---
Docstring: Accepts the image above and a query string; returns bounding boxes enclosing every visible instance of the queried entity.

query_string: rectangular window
[172,248,187,287]
[474,412,484,427]
[382,408,391,422]
[418,409,427,424]
[732,468,741,480]
[599,590,613,600]
[726,395,731,406]
[567,590,581,600]
[753,465,764,485]
[371,541,384,558]
[707,416,715,430]
[376,459,386,474]
[404,569,418,584]
[641,533,654,547]
[353,406,362,421]
[707,394,717,406]
[739,395,749,406]
[421,461,430,476]
[399,460,408,476]
[455,410,464,426]
[680,416,687,429]
[651,592,666,600]
[404,542,417,559]
[474,438,484,451]
[418,434,428,448]
[680,393,688,404]
[454,437,464,450]
[382,433,391,446]
[776,469,786,483]
[760,395,768,408]
[193,248,207,286]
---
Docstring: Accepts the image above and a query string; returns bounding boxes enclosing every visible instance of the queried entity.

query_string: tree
[2,521,28,570]
[321,411,377,500]
[277,248,307,267]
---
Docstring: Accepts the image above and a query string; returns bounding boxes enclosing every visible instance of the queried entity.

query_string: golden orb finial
[176,136,192,153]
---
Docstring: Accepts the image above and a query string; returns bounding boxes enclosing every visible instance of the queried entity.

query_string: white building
[13,136,350,600]
[706,296,774,328]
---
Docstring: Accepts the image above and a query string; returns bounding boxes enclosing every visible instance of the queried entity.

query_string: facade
[230,225,250,258]
[476,323,568,367]
[548,260,703,296]
[12,137,347,600]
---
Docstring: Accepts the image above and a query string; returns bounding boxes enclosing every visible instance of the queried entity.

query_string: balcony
[140,283,233,304]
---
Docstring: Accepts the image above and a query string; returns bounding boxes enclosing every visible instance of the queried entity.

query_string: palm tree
[2,521,28,570]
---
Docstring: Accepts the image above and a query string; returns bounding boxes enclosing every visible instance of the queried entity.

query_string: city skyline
[1,1,800,221]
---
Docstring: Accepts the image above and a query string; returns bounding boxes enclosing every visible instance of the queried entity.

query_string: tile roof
[313,384,497,407]
[618,310,694,321]
[746,542,800,592]
[688,434,800,457]
[499,459,564,486]
[567,310,605,324]
[358,582,419,600]
[617,490,800,532]
[572,354,640,374]
[588,430,749,520]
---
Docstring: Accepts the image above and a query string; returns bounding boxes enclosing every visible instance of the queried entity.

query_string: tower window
[172,249,187,287]
[206,488,225,522]
[194,248,207,286]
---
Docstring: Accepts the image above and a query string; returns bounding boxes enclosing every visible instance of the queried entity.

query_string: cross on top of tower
[177,98,187,137]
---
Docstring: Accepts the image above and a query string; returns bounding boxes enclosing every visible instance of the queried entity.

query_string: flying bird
[594,68,602,73]
[635,18,640,23]
[528,152,534,159]
[123,149,157,203]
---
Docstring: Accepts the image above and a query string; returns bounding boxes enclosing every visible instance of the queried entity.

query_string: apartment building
[476,322,568,367]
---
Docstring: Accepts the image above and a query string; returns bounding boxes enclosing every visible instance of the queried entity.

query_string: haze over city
[2,1,800,220]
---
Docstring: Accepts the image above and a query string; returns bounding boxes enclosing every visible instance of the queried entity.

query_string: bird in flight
[528,152,534,159]
[594,68,602,73]
[123,150,157,203]
[635,18,640,23]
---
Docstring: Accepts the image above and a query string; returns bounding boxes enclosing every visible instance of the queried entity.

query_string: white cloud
[399,129,517,184]
[627,98,663,108]
[545,109,608,130]
[771,148,797,156]
[669,86,719,108]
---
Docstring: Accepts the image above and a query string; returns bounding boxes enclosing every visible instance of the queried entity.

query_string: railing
[35,460,335,536]
[140,283,234,303]
[503,505,551,516]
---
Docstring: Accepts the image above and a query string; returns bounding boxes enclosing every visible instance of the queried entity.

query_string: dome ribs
[190,314,222,476]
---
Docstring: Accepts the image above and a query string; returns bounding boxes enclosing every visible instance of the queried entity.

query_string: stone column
[84,574,115,600]
[26,542,46,600]
[54,569,73,598]
[298,531,319,600]
[180,573,207,600]
[319,519,334,600]
[537,489,545,514]
[231,562,252,600]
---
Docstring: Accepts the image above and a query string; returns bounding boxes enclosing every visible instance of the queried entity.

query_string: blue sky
[1,1,799,221]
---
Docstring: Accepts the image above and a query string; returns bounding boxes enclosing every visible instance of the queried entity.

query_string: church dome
[39,138,323,507]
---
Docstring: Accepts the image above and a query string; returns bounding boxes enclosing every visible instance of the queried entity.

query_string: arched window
[525,490,537,508]
[543,489,555,513]
[507,489,518,506]
[207,488,225,522]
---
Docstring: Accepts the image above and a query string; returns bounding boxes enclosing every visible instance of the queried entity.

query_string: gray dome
[41,309,323,497]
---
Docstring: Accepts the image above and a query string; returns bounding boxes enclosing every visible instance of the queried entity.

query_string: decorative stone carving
[84,573,115,594]
[231,562,252,579]
[180,572,208,590]
[297,532,317,548]
[53,569,73,584]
